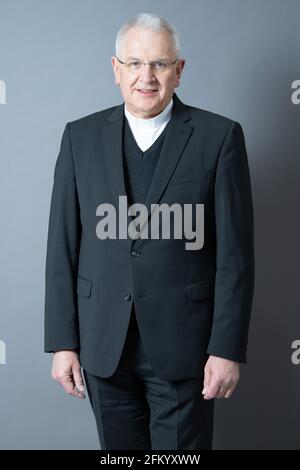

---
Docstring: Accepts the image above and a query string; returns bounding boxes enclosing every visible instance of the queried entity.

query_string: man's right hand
[51,350,85,399]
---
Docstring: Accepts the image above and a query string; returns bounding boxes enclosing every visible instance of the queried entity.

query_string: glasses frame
[116,57,178,73]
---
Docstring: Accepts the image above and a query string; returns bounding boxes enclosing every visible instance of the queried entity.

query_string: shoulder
[67,103,121,133]
[187,103,236,135]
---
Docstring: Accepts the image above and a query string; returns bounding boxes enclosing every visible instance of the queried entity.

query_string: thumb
[72,363,85,392]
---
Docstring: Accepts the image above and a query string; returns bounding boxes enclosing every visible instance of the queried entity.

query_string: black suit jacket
[44,92,255,380]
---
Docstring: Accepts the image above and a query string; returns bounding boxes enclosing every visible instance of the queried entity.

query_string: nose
[139,63,156,83]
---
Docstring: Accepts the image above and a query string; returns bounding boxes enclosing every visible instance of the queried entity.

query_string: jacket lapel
[101,92,194,250]
[101,104,131,249]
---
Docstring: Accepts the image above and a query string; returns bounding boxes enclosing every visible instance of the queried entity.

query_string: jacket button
[131,250,140,257]
[124,293,132,302]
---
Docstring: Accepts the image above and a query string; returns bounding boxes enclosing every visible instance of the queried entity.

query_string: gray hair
[115,13,180,59]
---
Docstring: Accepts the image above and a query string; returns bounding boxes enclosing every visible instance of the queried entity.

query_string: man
[44,13,254,450]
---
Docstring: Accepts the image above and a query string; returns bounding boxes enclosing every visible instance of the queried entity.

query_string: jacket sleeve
[44,122,82,352]
[206,121,255,363]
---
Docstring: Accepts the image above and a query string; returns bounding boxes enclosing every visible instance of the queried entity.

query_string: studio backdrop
[0,0,299,449]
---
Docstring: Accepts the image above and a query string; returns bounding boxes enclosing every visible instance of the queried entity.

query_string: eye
[156,61,167,68]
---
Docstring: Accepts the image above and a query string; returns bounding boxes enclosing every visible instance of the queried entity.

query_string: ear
[111,56,120,85]
[174,58,185,88]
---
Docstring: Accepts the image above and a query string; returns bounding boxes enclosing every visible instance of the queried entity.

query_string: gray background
[0,0,299,449]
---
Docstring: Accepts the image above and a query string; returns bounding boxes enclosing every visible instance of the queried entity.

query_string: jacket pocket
[186,281,214,301]
[169,174,210,186]
[77,275,92,298]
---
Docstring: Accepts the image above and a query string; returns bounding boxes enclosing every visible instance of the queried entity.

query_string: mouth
[137,89,158,96]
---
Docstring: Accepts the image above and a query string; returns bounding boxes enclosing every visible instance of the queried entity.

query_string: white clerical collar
[124,97,173,130]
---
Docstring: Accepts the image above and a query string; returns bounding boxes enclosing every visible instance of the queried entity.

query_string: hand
[51,350,85,399]
[202,355,239,400]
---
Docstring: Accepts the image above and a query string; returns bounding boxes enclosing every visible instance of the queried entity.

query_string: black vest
[122,116,170,207]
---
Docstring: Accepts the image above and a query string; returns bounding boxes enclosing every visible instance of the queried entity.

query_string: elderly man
[44,13,254,450]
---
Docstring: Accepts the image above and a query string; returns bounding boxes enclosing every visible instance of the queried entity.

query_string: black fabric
[44,92,255,380]
[45,90,254,451]
[83,304,214,450]
[122,116,170,207]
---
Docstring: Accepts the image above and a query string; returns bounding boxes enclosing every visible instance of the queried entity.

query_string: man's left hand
[202,355,239,400]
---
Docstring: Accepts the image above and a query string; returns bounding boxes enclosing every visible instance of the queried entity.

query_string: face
[111,27,185,118]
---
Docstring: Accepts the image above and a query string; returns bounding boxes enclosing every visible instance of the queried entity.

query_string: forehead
[120,27,174,59]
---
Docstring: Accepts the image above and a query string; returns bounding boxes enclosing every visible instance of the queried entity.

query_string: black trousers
[83,304,214,450]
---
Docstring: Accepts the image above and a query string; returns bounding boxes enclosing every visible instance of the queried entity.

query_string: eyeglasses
[116,57,178,73]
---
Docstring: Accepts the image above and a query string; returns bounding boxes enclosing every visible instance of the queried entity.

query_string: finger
[71,385,85,399]
[224,388,234,399]
[61,373,85,399]
[63,381,85,399]
[221,377,238,398]
[73,364,85,393]
[202,366,212,395]
[224,388,234,398]
[215,385,227,399]
[203,379,220,400]
[61,372,75,394]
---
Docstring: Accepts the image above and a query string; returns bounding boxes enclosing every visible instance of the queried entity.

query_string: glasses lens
[128,61,142,72]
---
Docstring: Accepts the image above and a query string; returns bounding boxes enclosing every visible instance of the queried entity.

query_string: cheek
[119,72,134,87]
[120,81,134,94]
[163,75,175,88]
[128,79,137,90]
